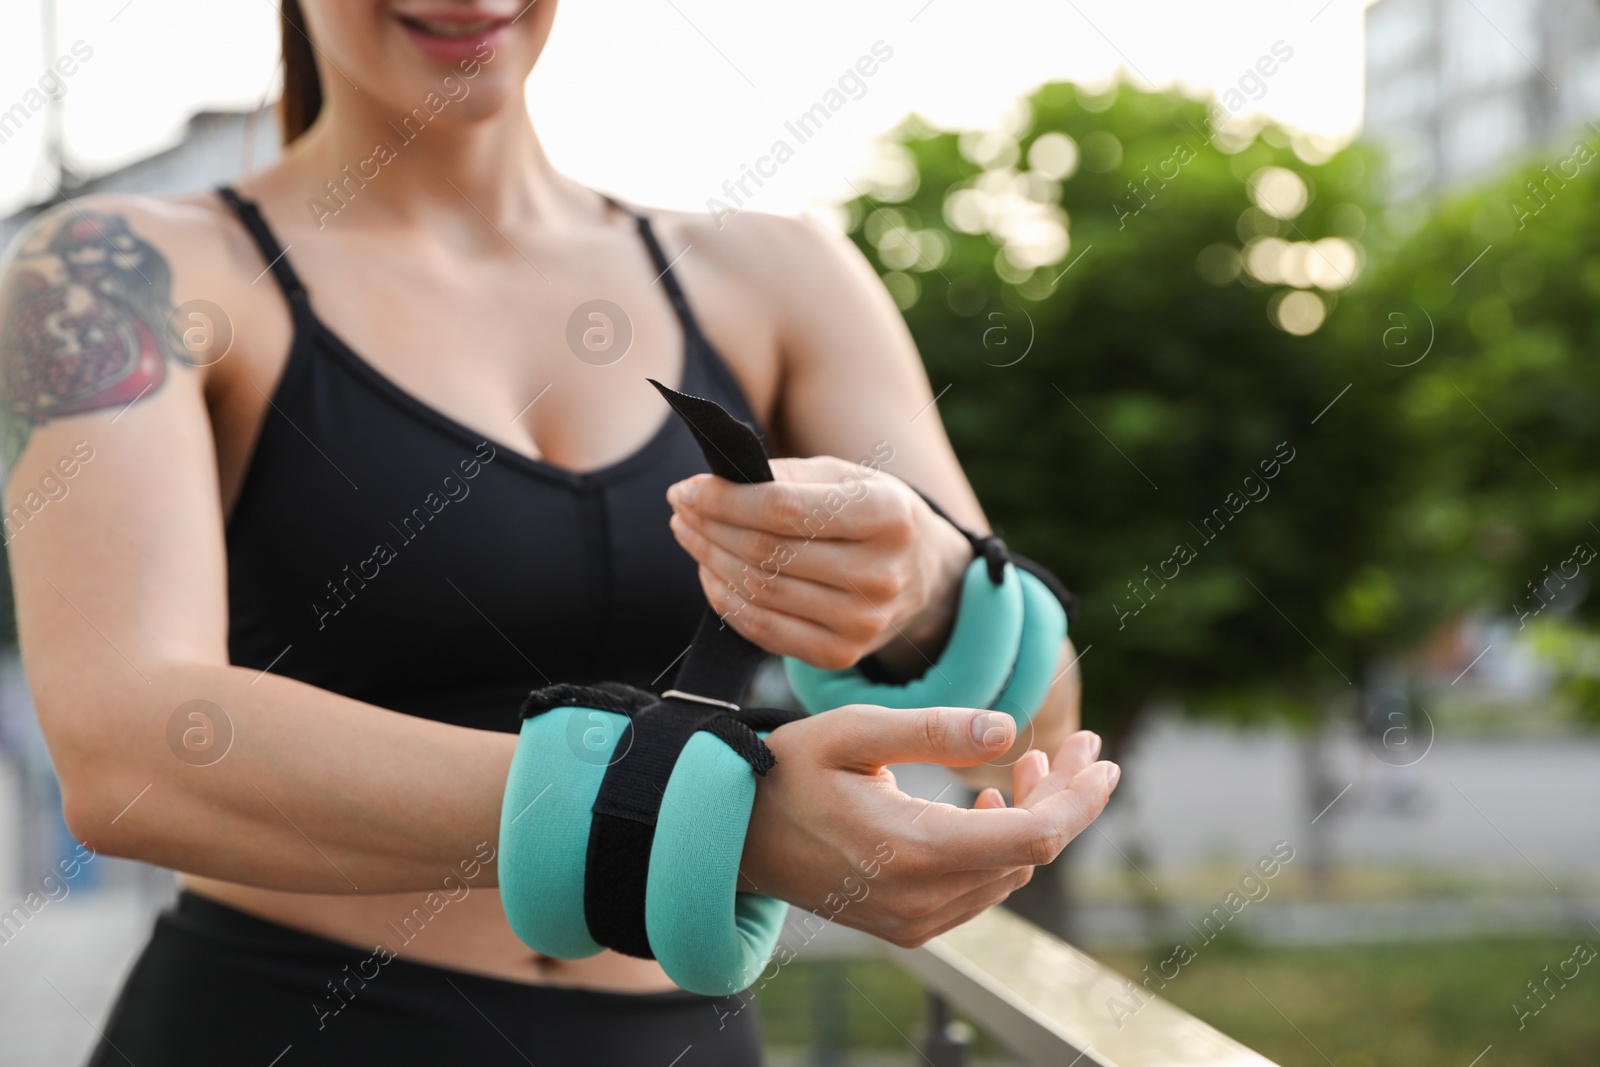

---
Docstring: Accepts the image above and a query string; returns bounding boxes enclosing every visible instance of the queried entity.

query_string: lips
[395,8,519,61]
[400,14,506,37]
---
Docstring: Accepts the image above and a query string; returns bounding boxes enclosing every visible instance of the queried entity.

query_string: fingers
[1019,730,1101,807]
[674,511,917,665]
[1013,749,1049,803]
[977,749,1048,810]
[693,565,864,666]
[816,705,1017,771]
[766,456,864,485]
[906,757,1120,870]
[673,517,867,618]
[671,509,889,595]
[1017,758,1122,855]
[667,463,912,542]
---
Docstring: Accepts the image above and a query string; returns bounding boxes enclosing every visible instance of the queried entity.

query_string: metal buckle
[659,689,741,713]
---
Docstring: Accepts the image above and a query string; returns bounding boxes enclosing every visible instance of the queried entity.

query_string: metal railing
[808,906,1281,1067]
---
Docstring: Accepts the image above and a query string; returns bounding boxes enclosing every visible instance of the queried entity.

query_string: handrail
[883,906,1282,1067]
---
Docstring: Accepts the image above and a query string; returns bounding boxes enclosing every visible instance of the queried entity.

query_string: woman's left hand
[667,456,974,671]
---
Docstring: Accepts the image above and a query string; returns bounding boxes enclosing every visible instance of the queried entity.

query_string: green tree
[1343,126,1600,718]
[843,81,1440,747]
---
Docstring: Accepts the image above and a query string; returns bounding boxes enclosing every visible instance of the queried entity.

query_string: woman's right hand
[741,706,1119,949]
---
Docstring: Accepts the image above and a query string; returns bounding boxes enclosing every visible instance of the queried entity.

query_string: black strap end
[648,378,774,486]
[701,712,796,776]
[520,681,657,720]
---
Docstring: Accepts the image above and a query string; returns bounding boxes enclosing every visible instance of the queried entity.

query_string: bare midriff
[181,874,681,992]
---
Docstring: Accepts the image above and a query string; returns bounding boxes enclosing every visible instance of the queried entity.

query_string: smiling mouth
[396,14,513,39]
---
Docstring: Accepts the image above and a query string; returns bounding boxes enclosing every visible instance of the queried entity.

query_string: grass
[753,957,1007,1059]
[755,936,1600,1065]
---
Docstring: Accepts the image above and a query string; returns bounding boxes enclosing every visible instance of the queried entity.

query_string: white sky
[0,0,1376,219]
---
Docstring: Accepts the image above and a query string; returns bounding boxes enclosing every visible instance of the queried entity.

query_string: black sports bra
[215,185,765,732]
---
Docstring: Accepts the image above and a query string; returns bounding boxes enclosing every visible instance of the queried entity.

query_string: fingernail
[1087,732,1103,761]
[678,479,699,506]
[1105,763,1121,789]
[972,713,1011,749]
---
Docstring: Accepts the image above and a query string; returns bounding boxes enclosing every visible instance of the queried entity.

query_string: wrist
[871,513,972,676]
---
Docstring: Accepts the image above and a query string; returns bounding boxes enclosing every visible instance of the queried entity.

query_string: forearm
[43,658,517,894]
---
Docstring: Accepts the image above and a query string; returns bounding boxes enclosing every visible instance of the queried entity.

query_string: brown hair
[278,0,323,145]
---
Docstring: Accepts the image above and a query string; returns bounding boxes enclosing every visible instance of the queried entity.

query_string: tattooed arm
[2,197,517,892]
[0,205,194,470]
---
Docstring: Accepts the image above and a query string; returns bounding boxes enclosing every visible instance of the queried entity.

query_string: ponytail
[278,0,322,145]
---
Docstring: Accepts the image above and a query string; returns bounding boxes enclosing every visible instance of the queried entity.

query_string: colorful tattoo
[0,206,187,468]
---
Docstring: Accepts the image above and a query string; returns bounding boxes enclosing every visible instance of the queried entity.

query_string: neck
[279,94,592,229]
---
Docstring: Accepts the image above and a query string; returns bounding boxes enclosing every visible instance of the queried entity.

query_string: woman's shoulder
[640,203,865,299]
[2,187,261,291]
[0,184,297,416]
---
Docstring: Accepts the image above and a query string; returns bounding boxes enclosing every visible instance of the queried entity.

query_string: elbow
[59,781,123,859]
[35,654,227,864]
[57,756,144,862]
[41,694,150,861]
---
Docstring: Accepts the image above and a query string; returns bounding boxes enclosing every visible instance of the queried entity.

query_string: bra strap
[215,185,308,300]
[600,192,704,347]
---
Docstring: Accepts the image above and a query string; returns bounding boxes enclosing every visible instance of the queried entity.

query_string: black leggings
[85,891,764,1067]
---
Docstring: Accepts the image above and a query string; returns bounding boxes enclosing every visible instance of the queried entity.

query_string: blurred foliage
[1526,617,1600,724]
[842,82,1447,742]
[1337,132,1600,719]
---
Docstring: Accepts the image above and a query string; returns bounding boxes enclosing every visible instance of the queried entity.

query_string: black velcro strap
[648,378,773,485]
[732,706,812,733]
[585,696,721,957]
[519,681,657,719]
[702,707,808,771]
[583,697,807,958]
[583,382,789,959]
[648,378,775,706]
[672,611,767,707]
[583,815,656,958]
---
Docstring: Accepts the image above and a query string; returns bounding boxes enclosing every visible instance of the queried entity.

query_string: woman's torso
[181,171,783,991]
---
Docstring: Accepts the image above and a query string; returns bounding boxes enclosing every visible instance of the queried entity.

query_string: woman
[0,2,1118,1063]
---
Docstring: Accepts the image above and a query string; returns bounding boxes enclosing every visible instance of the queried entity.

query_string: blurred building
[0,106,279,254]
[1364,0,1600,196]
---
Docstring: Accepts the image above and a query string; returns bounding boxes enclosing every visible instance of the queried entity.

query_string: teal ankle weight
[497,701,626,960]
[784,556,1024,712]
[990,565,1069,724]
[499,682,802,995]
[783,558,1066,728]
